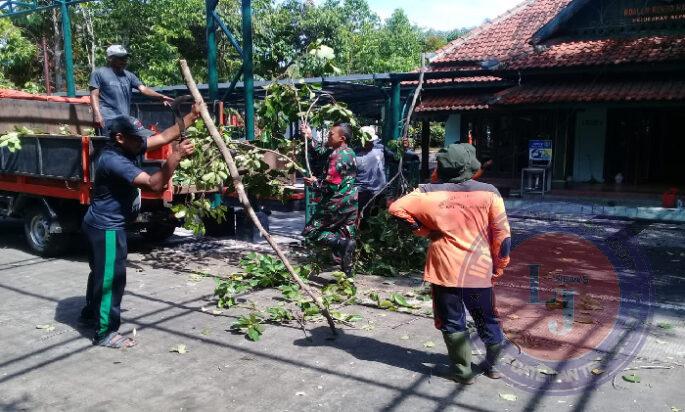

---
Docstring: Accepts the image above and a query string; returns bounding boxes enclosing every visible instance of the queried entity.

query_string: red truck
[0,89,178,255]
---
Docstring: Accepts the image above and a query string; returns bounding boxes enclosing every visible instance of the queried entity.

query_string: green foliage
[171,118,290,235]
[231,312,265,341]
[409,122,446,148]
[369,291,419,312]
[322,272,357,305]
[239,252,293,288]
[266,305,294,323]
[278,283,303,301]
[214,274,252,309]
[0,131,23,152]
[2,0,462,92]
[357,211,427,277]
[0,18,37,89]
[214,252,316,309]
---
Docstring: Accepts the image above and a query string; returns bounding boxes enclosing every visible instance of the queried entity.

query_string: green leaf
[390,292,415,308]
[345,314,363,323]
[247,327,262,341]
[657,322,674,330]
[622,374,641,383]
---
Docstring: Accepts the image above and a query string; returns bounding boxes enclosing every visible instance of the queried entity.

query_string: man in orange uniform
[389,143,511,384]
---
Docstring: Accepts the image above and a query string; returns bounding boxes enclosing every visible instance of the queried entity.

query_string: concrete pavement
[0,214,684,411]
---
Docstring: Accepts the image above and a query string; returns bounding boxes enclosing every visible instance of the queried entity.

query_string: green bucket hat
[436,143,481,183]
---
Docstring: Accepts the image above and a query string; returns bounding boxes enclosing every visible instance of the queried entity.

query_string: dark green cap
[436,143,481,183]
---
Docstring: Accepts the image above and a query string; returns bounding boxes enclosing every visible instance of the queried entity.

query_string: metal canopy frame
[205,0,255,140]
[143,73,419,140]
[0,0,92,97]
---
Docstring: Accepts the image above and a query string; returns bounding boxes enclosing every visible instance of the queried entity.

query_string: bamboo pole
[179,59,337,335]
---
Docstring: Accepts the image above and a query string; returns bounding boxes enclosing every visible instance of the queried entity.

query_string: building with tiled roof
[416,0,685,194]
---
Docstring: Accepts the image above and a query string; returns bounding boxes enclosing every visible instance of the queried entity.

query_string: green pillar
[206,0,218,101]
[59,0,75,97]
[391,80,401,140]
[242,0,255,141]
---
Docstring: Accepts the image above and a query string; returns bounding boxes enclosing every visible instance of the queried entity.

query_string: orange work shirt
[389,180,511,288]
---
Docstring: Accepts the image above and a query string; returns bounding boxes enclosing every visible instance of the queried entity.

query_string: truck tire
[24,207,69,256]
[141,223,177,243]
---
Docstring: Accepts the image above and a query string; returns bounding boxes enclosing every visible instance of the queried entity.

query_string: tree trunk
[79,4,96,72]
[51,9,64,93]
[41,37,52,95]
[179,60,338,336]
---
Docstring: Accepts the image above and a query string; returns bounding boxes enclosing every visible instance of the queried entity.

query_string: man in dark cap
[80,106,200,349]
[389,143,511,384]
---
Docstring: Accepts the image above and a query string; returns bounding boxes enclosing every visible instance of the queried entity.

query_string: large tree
[2,0,467,91]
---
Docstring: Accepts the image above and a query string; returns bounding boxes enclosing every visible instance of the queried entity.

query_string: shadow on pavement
[293,326,446,376]
[54,295,95,340]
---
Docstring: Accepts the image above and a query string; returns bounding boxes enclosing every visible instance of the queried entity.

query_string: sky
[367,0,525,31]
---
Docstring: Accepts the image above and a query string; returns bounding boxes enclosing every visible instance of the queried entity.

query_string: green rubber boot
[484,343,503,379]
[442,332,475,384]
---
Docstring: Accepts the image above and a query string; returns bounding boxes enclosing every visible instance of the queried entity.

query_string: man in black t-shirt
[81,106,200,349]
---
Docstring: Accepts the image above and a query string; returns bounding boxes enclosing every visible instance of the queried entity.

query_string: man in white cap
[89,45,174,132]
[355,125,387,214]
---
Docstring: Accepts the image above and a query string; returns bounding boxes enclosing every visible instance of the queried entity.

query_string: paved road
[0,215,684,411]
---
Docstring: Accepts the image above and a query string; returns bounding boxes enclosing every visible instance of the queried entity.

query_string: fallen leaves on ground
[35,324,55,332]
[657,322,674,330]
[170,344,188,354]
[423,340,435,348]
[499,393,518,401]
[591,368,603,376]
[622,373,640,383]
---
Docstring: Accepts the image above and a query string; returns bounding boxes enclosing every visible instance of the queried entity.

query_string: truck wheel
[24,207,68,256]
[141,224,177,243]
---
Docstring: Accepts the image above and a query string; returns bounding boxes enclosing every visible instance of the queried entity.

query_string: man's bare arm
[138,85,174,104]
[133,140,194,192]
[90,89,104,129]
[146,104,202,152]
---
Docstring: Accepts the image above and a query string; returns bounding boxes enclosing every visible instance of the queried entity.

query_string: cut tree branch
[179,60,337,335]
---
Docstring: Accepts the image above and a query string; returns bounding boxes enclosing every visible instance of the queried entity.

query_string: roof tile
[432,0,685,70]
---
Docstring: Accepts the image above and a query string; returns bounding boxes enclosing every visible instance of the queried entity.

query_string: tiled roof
[431,0,685,70]
[508,35,685,69]
[495,80,685,104]
[416,79,685,112]
[415,94,492,112]
[433,0,572,65]
[403,75,503,86]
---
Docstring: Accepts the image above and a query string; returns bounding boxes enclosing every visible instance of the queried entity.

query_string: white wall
[573,108,607,183]
[444,114,461,147]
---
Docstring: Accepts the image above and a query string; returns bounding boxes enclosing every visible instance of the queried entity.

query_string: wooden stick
[179,60,337,335]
